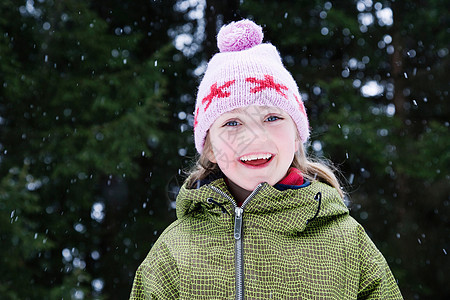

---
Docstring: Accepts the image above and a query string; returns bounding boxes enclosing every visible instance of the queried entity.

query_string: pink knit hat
[194,19,309,153]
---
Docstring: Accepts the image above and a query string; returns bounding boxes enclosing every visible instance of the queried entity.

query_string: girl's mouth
[239,153,274,167]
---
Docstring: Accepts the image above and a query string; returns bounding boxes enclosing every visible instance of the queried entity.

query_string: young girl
[130,19,403,299]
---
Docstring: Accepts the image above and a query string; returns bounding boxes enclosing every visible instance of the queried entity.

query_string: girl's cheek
[222,129,242,143]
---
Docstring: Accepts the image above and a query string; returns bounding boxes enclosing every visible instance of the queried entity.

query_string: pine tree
[0,0,176,298]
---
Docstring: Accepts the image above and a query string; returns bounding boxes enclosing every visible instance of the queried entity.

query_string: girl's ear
[206,148,217,164]
[203,134,217,163]
[295,132,300,153]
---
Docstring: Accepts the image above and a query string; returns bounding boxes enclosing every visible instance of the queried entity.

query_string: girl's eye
[266,115,281,122]
[224,120,239,127]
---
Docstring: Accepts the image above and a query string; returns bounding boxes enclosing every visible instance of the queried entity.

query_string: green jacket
[130,178,403,299]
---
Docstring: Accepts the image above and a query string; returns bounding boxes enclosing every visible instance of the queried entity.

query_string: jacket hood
[176,178,348,235]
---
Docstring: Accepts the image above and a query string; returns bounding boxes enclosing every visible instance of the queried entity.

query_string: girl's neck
[224,178,252,206]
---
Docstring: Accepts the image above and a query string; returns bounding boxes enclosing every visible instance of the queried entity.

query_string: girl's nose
[242,124,269,149]
[248,121,269,141]
[252,128,268,142]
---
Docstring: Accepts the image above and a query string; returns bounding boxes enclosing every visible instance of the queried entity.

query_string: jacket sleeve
[356,225,403,300]
[129,239,180,300]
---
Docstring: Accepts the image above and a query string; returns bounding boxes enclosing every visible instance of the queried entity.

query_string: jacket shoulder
[129,216,193,300]
[331,215,403,299]
[147,214,194,255]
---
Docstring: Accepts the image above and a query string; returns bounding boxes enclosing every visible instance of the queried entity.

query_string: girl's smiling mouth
[239,153,274,167]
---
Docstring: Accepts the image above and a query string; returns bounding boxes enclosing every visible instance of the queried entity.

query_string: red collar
[278,167,304,186]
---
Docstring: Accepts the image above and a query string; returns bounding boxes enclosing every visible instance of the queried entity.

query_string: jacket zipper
[209,183,265,300]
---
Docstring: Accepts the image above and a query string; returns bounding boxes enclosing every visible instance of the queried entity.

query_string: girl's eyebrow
[220,108,245,118]
[230,107,246,114]
[223,106,284,118]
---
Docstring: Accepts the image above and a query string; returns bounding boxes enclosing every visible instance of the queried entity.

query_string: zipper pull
[234,207,243,240]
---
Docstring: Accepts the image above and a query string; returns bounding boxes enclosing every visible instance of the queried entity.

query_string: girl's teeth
[240,154,272,161]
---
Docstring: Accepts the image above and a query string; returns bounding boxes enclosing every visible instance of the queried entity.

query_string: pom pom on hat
[217,19,263,52]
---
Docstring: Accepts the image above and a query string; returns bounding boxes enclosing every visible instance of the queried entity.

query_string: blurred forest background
[0,0,448,299]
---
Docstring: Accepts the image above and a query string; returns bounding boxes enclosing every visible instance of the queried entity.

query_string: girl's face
[207,105,299,191]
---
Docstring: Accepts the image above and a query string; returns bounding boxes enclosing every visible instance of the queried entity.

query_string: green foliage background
[0,0,448,299]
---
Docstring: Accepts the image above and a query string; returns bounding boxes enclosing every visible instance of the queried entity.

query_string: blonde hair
[186,135,345,199]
